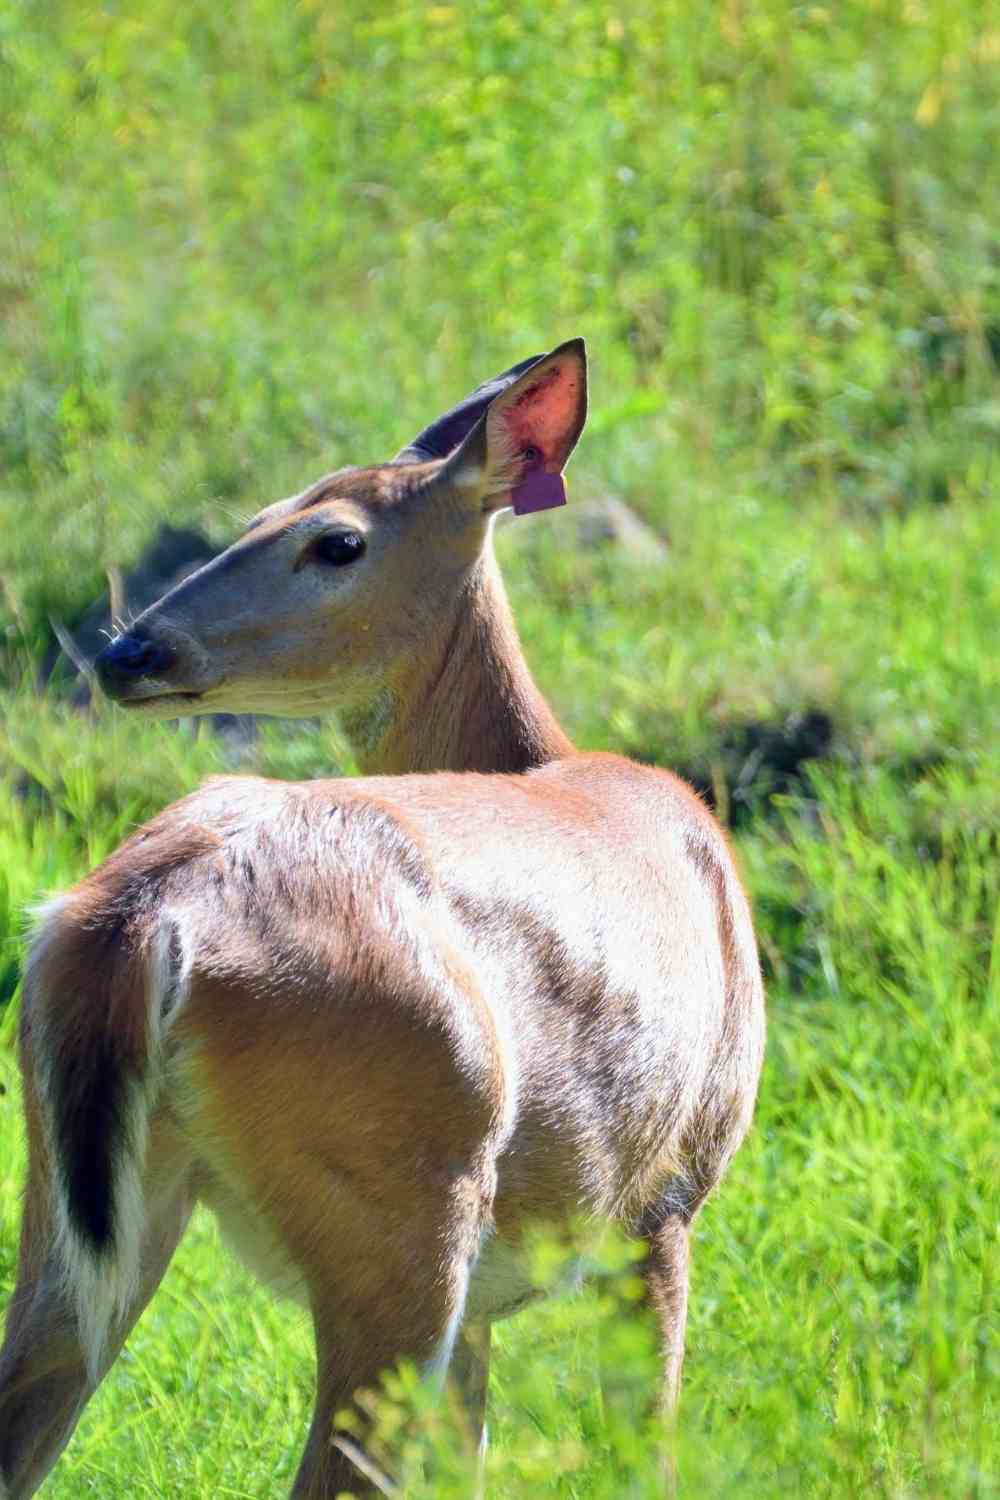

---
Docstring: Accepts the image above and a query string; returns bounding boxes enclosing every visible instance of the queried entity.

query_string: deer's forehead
[245,463,439,535]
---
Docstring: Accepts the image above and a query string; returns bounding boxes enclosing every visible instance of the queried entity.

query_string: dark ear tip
[550,335,587,363]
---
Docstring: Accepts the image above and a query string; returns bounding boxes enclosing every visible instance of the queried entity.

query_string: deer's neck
[346,547,574,776]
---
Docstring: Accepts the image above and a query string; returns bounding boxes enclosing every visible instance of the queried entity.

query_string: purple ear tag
[511,469,567,516]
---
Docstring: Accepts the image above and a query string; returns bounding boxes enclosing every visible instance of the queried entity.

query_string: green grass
[1,1,998,1495]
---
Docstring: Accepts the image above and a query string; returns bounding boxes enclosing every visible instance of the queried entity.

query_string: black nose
[95,632,175,696]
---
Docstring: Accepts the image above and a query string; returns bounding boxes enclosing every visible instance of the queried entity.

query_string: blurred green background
[1,2,997,1496]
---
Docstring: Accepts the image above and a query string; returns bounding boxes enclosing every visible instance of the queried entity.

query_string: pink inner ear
[496,362,581,469]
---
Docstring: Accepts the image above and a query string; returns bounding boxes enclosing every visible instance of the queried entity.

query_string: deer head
[95,339,587,733]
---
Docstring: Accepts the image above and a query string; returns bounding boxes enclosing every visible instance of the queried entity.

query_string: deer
[0,339,765,1498]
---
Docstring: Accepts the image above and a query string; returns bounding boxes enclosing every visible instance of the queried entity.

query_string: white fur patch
[422,1258,471,1389]
[205,1174,308,1306]
[25,893,71,970]
[148,910,193,1043]
[451,463,484,490]
[54,1092,146,1380]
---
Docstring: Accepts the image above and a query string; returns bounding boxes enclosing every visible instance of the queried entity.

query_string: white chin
[116,692,213,718]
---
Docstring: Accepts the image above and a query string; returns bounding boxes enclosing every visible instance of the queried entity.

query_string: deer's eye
[313,530,367,567]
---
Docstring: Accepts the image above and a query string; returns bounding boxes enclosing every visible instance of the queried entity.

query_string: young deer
[0,340,765,1498]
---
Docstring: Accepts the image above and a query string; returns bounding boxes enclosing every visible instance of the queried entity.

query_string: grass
[1,0,998,1495]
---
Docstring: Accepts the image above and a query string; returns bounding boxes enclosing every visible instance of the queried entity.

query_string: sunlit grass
[1,0,998,1494]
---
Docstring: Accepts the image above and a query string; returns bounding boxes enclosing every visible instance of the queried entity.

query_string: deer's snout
[95,630,177,699]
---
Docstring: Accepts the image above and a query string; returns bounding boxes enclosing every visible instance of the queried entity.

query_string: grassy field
[1,1,998,1495]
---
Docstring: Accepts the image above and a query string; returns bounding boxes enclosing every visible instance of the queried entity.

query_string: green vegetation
[1,1,997,1495]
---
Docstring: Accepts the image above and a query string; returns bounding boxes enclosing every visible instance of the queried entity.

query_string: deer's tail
[23,849,198,1378]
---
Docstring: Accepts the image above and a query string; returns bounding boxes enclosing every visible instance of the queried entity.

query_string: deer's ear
[439,338,587,515]
[395,353,546,465]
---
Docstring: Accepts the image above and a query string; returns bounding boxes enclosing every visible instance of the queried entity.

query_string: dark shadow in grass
[630,709,836,831]
[42,524,214,695]
[41,524,256,756]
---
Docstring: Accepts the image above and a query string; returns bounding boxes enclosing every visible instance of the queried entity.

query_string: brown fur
[0,342,765,1498]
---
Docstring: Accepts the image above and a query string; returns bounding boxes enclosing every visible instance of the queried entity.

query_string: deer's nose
[95,632,176,696]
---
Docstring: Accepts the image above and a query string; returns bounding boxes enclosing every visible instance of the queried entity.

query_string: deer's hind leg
[0,1102,196,1500]
[284,1167,490,1500]
[0,1195,193,1500]
[182,951,508,1499]
[641,1209,691,1420]
[629,1201,692,1500]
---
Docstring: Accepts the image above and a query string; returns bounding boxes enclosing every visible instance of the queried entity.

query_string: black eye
[314,530,366,567]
